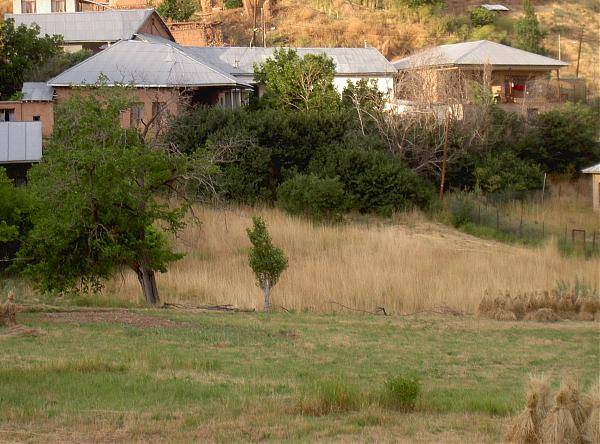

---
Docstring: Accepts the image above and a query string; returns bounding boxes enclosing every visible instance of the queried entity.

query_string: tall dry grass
[106,206,599,313]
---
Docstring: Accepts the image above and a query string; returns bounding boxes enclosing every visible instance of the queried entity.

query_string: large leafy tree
[21,86,216,304]
[254,48,340,112]
[0,18,63,99]
[514,0,546,54]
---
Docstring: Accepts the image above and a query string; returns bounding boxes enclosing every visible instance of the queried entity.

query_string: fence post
[496,208,500,231]
[519,201,524,238]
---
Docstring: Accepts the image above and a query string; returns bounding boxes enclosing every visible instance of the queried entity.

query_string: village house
[5,9,173,52]
[46,34,397,129]
[393,40,571,116]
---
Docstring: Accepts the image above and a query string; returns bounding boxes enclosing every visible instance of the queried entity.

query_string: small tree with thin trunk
[246,216,287,312]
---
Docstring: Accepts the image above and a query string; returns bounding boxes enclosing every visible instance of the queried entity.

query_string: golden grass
[105,205,600,312]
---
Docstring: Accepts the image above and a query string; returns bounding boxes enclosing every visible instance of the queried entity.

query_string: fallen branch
[162,302,255,313]
[397,305,472,317]
[327,301,389,316]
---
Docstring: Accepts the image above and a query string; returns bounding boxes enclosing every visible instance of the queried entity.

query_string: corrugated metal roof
[5,9,166,43]
[582,163,600,174]
[181,46,397,77]
[481,4,510,11]
[48,39,244,87]
[393,40,568,70]
[21,82,54,101]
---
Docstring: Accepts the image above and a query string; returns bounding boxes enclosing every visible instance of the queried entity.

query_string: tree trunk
[134,259,160,305]
[262,282,271,312]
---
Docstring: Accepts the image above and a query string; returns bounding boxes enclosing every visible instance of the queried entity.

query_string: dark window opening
[51,0,66,11]
[21,0,36,12]
[32,115,41,121]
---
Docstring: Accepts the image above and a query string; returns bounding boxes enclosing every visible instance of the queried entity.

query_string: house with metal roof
[0,83,54,138]
[393,40,568,113]
[46,35,397,127]
[481,4,510,12]
[5,9,173,53]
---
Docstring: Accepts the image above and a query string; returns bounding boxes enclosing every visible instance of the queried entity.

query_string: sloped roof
[582,163,600,174]
[481,4,510,11]
[5,9,172,43]
[393,40,568,70]
[22,82,54,101]
[182,46,398,77]
[48,39,245,87]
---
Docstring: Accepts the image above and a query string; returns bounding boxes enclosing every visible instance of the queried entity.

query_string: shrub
[310,146,434,215]
[277,174,347,222]
[469,7,496,27]
[224,0,242,8]
[379,375,421,412]
[156,0,196,21]
[448,194,476,228]
[522,103,600,175]
[297,379,362,415]
[474,151,543,194]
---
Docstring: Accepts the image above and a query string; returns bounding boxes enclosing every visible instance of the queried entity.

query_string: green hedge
[277,174,347,222]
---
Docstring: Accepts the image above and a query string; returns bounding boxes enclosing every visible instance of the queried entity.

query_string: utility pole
[260,4,267,48]
[576,27,584,77]
[249,0,258,47]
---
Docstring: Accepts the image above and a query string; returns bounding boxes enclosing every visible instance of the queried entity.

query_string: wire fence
[446,191,600,257]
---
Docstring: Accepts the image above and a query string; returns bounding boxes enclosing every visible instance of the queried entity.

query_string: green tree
[21,86,215,304]
[0,168,29,244]
[24,49,92,82]
[157,0,196,21]
[522,103,600,174]
[254,48,340,112]
[0,18,63,99]
[469,7,495,27]
[247,216,288,312]
[514,0,546,54]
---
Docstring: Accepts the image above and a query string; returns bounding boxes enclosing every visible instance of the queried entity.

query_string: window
[51,0,66,12]
[130,104,143,127]
[1,109,15,122]
[21,0,36,12]
[32,115,41,121]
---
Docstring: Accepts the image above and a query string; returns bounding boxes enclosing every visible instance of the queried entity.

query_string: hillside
[207,0,599,95]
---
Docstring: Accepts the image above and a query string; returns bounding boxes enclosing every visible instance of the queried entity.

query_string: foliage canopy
[0,18,63,99]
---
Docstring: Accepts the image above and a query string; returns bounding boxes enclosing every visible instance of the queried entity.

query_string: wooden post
[438,111,450,202]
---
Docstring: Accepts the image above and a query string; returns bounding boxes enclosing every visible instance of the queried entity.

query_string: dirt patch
[39,311,187,328]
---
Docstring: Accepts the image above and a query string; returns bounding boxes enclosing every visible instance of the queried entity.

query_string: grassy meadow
[0,310,598,442]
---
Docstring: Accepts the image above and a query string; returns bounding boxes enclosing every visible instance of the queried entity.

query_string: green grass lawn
[0,310,598,443]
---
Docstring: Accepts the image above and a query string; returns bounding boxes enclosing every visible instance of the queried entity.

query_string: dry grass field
[103,203,599,313]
